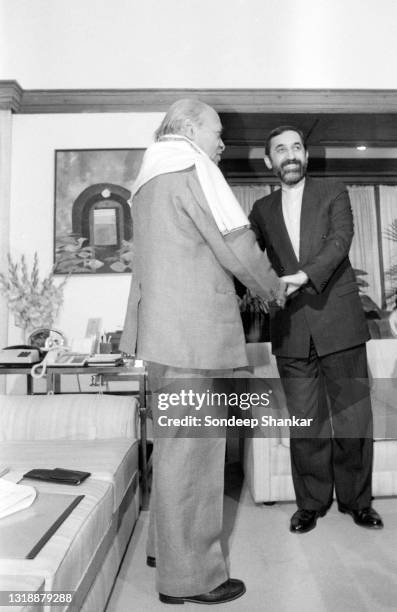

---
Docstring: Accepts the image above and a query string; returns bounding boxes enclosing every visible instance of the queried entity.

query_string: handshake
[274,270,309,308]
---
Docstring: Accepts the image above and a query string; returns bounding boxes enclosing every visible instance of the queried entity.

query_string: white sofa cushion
[0,394,138,441]
[0,438,139,512]
[0,478,114,595]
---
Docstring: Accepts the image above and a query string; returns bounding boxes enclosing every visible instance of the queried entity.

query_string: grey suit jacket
[120,167,283,369]
[249,177,369,358]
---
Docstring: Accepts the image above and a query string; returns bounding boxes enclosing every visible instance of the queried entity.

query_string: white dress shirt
[281,179,305,260]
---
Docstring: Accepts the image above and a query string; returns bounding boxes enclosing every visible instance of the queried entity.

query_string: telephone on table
[0,345,43,365]
[31,345,91,378]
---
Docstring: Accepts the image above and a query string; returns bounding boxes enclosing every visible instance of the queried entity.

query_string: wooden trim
[0,81,23,112]
[2,81,397,114]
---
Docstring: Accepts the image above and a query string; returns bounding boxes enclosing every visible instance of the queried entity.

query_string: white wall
[8,112,163,346]
[1,0,396,89]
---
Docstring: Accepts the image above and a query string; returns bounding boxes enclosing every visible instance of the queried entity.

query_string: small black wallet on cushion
[23,468,91,485]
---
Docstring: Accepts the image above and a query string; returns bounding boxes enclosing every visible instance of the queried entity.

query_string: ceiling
[219,112,397,151]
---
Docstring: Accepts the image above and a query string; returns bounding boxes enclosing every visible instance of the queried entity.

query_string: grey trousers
[146,363,231,597]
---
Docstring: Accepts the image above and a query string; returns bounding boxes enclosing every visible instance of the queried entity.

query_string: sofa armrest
[0,394,139,441]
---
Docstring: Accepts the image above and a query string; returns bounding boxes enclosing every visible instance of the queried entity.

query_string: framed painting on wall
[54,149,145,274]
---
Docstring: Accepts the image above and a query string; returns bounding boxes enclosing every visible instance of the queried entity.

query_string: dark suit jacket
[249,177,369,358]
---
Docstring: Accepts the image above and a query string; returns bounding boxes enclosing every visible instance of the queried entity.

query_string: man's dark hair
[264,125,307,156]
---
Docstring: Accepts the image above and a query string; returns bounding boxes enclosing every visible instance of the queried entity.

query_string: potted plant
[0,253,68,343]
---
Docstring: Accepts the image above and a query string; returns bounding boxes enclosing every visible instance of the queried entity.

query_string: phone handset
[31,345,72,379]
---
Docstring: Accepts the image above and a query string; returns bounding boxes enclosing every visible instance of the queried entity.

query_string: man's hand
[280,270,309,296]
[274,278,288,308]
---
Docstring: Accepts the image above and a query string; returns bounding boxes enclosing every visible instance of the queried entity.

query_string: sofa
[242,341,397,503]
[0,393,140,611]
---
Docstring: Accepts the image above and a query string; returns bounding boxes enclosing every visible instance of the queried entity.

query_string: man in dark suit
[249,125,383,533]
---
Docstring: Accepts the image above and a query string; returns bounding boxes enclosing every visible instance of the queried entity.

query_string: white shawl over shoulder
[130,135,249,235]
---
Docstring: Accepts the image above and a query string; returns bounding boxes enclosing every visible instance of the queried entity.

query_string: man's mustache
[281,159,301,170]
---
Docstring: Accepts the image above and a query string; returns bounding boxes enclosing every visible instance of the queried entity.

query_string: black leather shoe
[290,509,324,534]
[159,578,246,605]
[339,506,384,529]
[147,555,156,567]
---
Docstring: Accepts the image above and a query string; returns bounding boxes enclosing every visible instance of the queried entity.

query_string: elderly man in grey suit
[120,99,286,605]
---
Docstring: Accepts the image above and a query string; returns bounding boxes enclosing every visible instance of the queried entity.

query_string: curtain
[347,185,382,308]
[379,186,397,309]
[231,184,271,216]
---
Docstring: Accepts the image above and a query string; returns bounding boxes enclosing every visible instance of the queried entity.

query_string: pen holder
[99,342,112,354]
